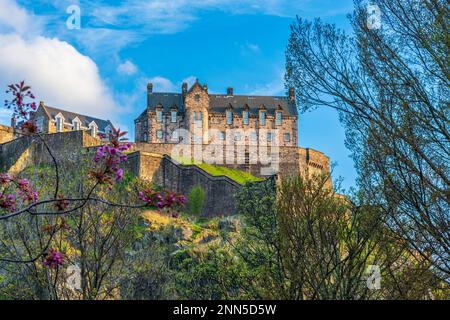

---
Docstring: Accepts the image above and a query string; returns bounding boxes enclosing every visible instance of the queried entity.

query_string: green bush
[187,185,205,215]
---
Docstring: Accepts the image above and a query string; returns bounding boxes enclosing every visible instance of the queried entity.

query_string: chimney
[289,87,295,101]
[182,82,187,95]
[227,87,233,96]
[147,82,153,94]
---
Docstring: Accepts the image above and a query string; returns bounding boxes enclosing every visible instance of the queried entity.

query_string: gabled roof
[37,104,114,132]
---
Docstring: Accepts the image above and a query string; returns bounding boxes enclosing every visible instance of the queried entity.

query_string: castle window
[143,132,148,142]
[192,134,202,144]
[235,132,241,141]
[157,130,163,140]
[250,131,257,141]
[197,112,203,128]
[284,133,291,142]
[259,111,266,126]
[143,119,148,128]
[276,112,282,125]
[219,131,225,140]
[172,130,179,142]
[56,116,63,132]
[171,111,177,123]
[193,111,196,122]
[243,111,249,125]
[267,132,273,142]
[156,110,163,123]
[226,111,233,125]
[73,120,80,131]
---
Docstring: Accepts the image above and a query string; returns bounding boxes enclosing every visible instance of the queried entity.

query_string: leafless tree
[285,0,449,284]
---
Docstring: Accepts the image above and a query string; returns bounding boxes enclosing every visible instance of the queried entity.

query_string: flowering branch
[0,81,188,266]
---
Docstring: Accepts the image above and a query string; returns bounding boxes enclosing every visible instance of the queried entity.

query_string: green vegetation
[187,185,205,215]
[174,156,263,184]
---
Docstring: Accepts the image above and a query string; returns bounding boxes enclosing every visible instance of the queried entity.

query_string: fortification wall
[0,132,332,217]
[0,131,100,173]
[0,125,16,144]
[129,142,331,180]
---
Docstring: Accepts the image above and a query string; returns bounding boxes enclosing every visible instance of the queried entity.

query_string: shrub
[187,185,205,215]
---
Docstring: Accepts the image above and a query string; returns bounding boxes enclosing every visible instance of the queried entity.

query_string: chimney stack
[182,82,188,95]
[289,87,295,101]
[227,87,233,96]
[147,82,153,94]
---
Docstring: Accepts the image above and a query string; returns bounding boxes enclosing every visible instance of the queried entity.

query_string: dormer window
[276,112,282,126]
[259,111,266,126]
[72,118,81,131]
[156,109,163,123]
[55,114,64,132]
[243,110,249,125]
[104,125,112,140]
[171,110,177,123]
[226,110,233,125]
[89,122,98,138]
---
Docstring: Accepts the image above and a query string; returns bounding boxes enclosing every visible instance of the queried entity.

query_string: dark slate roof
[144,93,297,117]
[146,93,185,113]
[209,94,297,116]
[40,105,114,132]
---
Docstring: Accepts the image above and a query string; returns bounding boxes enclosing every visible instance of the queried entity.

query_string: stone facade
[135,80,298,148]
[133,80,331,183]
[29,102,114,138]
[0,124,16,144]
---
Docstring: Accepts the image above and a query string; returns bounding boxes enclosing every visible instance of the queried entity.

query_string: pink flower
[43,249,64,269]
[115,168,124,182]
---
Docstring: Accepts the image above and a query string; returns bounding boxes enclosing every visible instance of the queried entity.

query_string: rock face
[218,215,241,233]
[152,224,194,244]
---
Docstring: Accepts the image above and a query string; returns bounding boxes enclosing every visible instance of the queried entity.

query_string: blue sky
[0,0,357,190]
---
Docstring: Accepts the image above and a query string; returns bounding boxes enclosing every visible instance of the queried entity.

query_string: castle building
[30,101,114,138]
[134,79,298,147]
[133,80,331,181]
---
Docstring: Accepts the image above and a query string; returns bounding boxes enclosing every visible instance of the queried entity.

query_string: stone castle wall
[0,124,16,144]
[0,128,332,216]
[0,130,248,216]
[129,142,330,181]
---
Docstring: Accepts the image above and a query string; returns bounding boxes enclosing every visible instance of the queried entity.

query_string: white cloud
[148,76,177,92]
[0,0,122,126]
[117,60,137,75]
[247,70,285,96]
[147,75,197,92]
[0,34,118,119]
[0,0,45,36]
